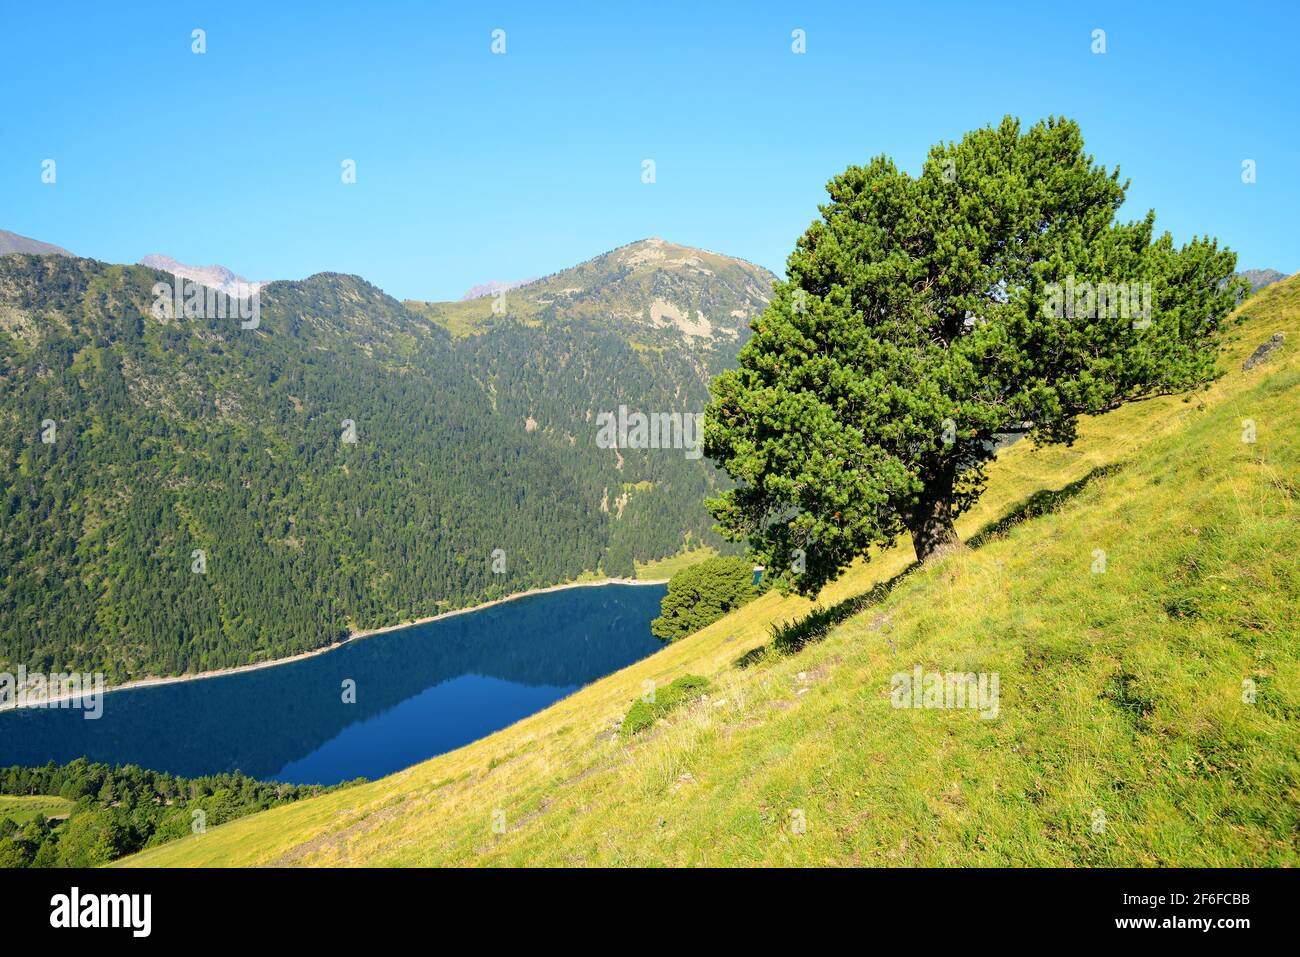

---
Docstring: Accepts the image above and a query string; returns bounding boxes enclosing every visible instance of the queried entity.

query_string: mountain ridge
[1238,267,1289,295]
[407,237,776,346]
[0,229,73,258]
[138,254,267,297]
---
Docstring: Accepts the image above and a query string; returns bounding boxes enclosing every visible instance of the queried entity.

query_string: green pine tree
[650,556,758,642]
[705,116,1243,595]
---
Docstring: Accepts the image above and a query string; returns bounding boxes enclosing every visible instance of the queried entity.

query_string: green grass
[0,795,75,824]
[120,278,1300,867]
[402,298,543,338]
[634,543,719,580]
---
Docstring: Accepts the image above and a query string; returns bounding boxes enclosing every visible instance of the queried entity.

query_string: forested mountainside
[411,238,778,572]
[0,244,773,681]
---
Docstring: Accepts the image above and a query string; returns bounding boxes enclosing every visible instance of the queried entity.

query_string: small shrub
[620,675,712,736]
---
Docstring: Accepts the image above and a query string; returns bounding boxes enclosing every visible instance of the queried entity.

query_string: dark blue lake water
[0,583,666,785]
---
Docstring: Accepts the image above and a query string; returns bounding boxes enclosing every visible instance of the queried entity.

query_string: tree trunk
[908,485,961,563]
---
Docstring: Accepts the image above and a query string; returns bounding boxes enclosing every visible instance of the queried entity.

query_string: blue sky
[2,1,1295,301]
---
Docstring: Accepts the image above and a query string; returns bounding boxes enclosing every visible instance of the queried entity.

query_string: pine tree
[706,116,1243,594]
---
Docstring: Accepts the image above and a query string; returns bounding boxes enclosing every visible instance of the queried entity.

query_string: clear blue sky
[2,1,1295,301]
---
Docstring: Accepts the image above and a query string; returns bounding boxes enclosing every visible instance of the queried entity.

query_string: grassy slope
[0,795,74,823]
[123,281,1299,866]
[402,298,538,338]
[633,543,719,580]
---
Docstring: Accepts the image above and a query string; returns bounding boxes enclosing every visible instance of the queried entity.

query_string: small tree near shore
[651,556,759,642]
[705,116,1243,595]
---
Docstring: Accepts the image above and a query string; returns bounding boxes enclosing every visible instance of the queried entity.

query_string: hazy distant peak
[1237,268,1289,295]
[460,277,540,301]
[0,229,74,257]
[139,254,266,296]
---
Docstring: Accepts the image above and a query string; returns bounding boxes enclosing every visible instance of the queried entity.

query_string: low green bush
[620,675,713,736]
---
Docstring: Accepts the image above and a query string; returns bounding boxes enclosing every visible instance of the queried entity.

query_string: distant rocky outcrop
[1243,333,1285,371]
[139,254,265,296]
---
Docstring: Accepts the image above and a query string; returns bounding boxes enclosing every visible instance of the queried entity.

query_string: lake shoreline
[0,577,668,710]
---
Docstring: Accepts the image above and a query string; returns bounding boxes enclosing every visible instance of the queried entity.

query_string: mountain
[0,229,73,257]
[415,237,774,352]
[1238,268,1289,295]
[138,254,266,296]
[460,277,538,301]
[408,238,778,571]
[0,240,774,681]
[122,274,1300,868]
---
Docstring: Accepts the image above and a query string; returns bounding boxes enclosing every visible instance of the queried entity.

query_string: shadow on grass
[966,463,1125,550]
[734,463,1126,670]
[734,564,919,668]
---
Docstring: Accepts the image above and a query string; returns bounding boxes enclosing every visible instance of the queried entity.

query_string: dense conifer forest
[0,252,758,680]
